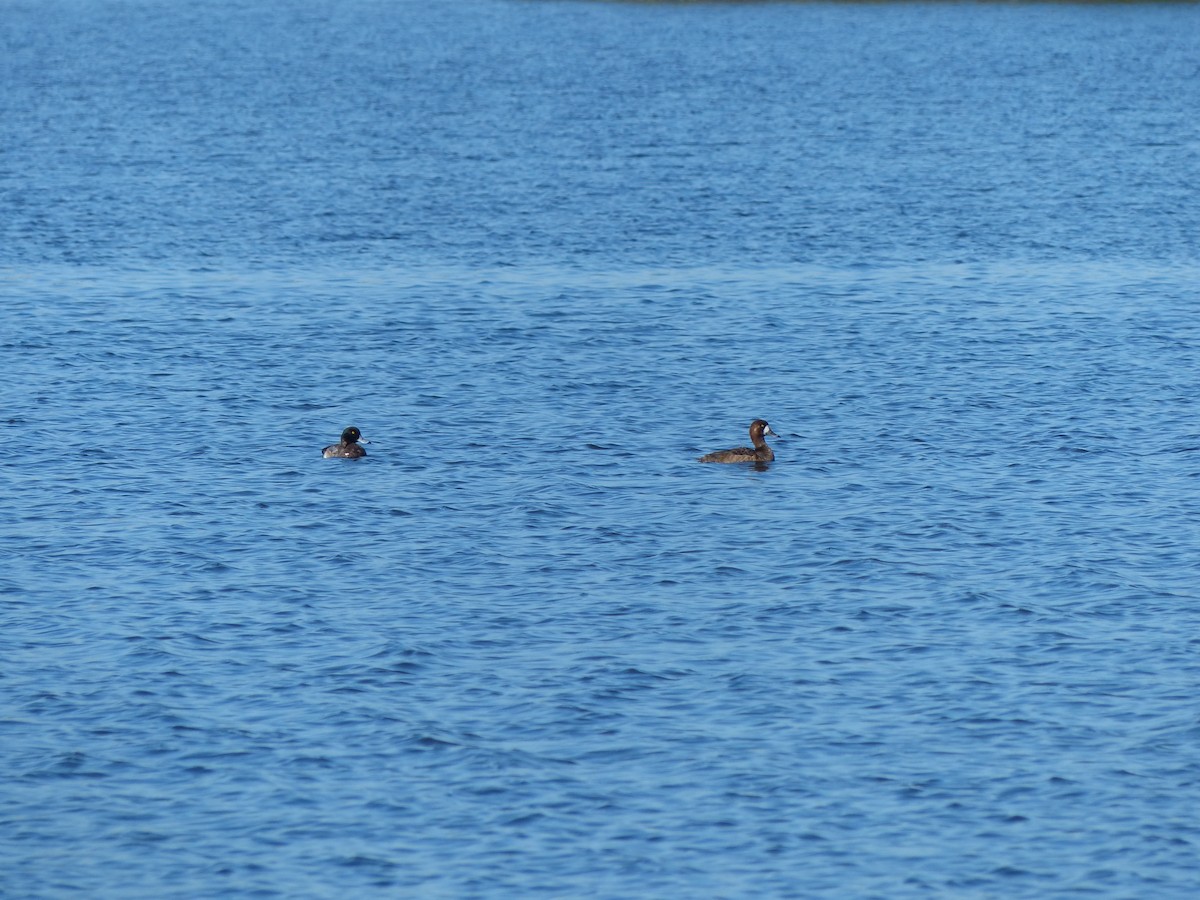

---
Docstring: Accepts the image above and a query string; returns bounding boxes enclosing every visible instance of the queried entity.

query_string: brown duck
[698,419,777,464]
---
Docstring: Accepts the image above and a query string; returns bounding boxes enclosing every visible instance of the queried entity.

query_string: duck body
[322,426,369,459]
[698,419,776,464]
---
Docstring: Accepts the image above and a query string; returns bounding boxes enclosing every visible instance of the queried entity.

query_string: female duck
[322,426,370,459]
[698,419,777,464]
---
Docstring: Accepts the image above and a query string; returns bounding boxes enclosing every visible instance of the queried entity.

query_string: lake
[3,1,1200,897]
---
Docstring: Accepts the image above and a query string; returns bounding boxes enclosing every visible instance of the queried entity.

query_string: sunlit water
[3,1,1200,897]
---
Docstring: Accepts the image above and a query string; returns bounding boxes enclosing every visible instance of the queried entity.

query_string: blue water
[4,1,1200,897]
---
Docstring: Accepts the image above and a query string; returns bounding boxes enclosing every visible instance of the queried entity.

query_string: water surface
[3,1,1200,897]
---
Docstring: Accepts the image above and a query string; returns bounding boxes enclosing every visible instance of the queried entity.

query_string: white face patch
[763,423,775,435]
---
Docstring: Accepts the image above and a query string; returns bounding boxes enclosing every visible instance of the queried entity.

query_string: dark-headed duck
[322,426,369,459]
[698,419,777,464]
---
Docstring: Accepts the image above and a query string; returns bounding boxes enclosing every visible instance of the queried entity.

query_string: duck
[698,419,777,464]
[322,426,369,459]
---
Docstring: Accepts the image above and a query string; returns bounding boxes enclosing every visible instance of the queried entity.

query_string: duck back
[322,443,366,459]
[698,445,773,464]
